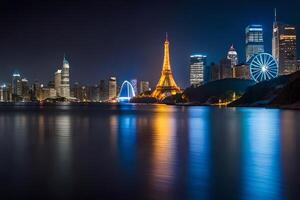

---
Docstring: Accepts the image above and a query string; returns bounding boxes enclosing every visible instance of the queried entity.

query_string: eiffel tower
[152,34,181,100]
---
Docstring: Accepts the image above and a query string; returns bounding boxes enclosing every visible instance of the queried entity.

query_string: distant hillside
[230,71,300,108]
[184,79,255,104]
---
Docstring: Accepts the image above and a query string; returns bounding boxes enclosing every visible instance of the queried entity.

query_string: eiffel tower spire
[162,34,171,71]
[152,34,181,100]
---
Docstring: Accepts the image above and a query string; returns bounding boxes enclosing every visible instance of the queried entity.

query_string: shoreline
[0,101,300,110]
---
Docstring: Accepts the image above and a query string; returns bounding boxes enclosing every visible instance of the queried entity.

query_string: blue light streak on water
[187,107,211,199]
[241,108,282,200]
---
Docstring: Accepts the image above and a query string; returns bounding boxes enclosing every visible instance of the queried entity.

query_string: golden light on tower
[152,34,181,100]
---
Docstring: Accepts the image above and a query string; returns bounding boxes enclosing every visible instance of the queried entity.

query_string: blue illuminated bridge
[118,80,136,102]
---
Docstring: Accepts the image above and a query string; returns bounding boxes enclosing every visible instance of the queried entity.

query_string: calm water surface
[0,104,300,199]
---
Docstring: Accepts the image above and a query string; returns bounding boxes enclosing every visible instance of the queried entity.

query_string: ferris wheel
[249,53,279,82]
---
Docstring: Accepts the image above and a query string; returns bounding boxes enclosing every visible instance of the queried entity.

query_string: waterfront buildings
[152,34,181,100]
[108,77,117,100]
[37,86,56,100]
[210,62,220,81]
[21,78,30,101]
[90,85,100,101]
[60,56,70,98]
[233,63,250,79]
[139,81,150,94]
[220,58,232,79]
[11,72,22,97]
[227,45,238,68]
[99,80,108,101]
[189,54,207,86]
[52,55,70,98]
[245,25,265,62]
[0,84,10,102]
[227,45,238,78]
[272,13,297,75]
[54,69,62,96]
[32,81,40,100]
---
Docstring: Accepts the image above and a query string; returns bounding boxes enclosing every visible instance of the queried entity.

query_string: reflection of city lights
[151,105,176,192]
[241,108,282,199]
[187,107,210,198]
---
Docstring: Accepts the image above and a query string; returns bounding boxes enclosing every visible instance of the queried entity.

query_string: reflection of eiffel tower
[152,34,181,100]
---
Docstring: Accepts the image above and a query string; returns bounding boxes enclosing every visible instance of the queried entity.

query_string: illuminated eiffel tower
[152,34,181,100]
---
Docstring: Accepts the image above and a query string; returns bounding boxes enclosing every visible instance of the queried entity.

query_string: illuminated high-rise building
[0,84,10,102]
[245,25,264,62]
[139,81,150,93]
[189,54,207,86]
[272,10,297,75]
[152,34,181,99]
[11,72,22,97]
[60,55,70,98]
[108,77,117,100]
[21,78,30,100]
[54,69,61,96]
[0,84,5,102]
[227,45,238,68]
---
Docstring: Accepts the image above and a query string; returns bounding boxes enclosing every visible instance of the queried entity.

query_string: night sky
[0,0,299,87]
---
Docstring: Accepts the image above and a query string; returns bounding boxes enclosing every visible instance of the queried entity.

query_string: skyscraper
[139,81,150,93]
[99,80,108,101]
[210,62,220,81]
[272,10,297,75]
[227,45,238,68]
[189,54,207,86]
[245,25,264,62]
[220,58,232,79]
[0,84,10,102]
[233,63,250,79]
[60,55,70,98]
[54,69,61,96]
[11,72,22,97]
[21,78,30,100]
[108,77,117,100]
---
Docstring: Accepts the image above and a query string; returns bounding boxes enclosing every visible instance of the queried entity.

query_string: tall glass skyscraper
[245,25,264,62]
[108,77,117,100]
[60,56,70,98]
[272,11,297,75]
[189,55,207,86]
[11,72,22,96]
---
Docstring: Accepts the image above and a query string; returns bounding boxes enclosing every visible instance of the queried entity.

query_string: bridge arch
[118,80,136,102]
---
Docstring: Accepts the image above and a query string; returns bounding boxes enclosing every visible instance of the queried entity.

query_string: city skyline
[0,1,299,87]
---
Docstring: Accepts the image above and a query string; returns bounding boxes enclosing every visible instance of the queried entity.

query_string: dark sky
[0,0,299,87]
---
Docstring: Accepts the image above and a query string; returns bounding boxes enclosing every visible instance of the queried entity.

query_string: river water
[0,104,299,199]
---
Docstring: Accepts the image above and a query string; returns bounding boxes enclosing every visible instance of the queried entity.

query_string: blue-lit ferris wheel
[249,53,279,82]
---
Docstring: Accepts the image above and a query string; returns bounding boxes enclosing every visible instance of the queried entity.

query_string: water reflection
[241,108,282,199]
[280,111,299,199]
[187,107,211,199]
[1,105,300,199]
[150,105,176,196]
[110,113,137,174]
[54,115,72,184]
